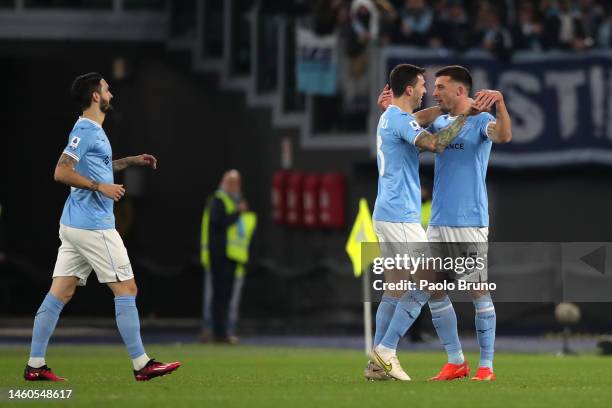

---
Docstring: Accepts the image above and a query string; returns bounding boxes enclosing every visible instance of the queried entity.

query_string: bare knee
[108,279,138,297]
[49,277,78,304]
[471,289,490,300]
[125,281,138,296]
[52,290,75,304]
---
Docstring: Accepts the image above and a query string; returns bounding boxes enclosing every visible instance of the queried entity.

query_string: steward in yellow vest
[201,190,257,278]
[199,170,256,343]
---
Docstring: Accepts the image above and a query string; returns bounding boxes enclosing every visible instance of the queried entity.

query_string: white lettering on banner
[590,66,605,139]
[545,70,585,140]
[499,71,544,143]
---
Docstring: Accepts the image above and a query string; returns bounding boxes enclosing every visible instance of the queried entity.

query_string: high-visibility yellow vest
[421,200,432,229]
[201,191,257,275]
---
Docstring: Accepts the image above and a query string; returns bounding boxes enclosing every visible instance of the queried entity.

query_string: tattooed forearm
[415,114,467,153]
[112,157,133,172]
[56,153,77,169]
[54,153,97,190]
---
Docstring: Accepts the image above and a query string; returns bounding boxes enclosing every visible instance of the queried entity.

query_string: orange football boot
[471,367,496,381]
[429,362,470,381]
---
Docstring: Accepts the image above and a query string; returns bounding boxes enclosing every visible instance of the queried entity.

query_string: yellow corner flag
[345,198,380,277]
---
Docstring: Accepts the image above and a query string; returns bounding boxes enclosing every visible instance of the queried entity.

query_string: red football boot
[134,359,181,381]
[429,362,470,381]
[471,367,496,381]
[24,365,66,382]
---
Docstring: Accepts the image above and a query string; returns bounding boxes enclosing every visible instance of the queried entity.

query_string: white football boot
[363,360,391,381]
[368,345,411,381]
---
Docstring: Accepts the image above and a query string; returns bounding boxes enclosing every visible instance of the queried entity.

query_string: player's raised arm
[413,106,442,127]
[474,90,512,143]
[377,84,392,112]
[54,153,125,201]
[413,103,479,153]
[112,153,158,172]
[378,84,442,127]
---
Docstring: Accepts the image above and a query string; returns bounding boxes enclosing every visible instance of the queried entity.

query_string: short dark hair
[435,65,472,92]
[389,64,426,98]
[71,72,103,111]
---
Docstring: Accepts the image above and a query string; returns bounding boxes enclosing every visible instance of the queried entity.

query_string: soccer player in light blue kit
[24,72,181,382]
[366,64,482,381]
[371,65,512,382]
[425,66,512,382]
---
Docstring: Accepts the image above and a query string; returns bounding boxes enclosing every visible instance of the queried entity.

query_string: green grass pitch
[1,345,611,408]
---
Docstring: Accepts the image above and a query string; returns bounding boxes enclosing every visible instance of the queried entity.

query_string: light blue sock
[429,295,464,364]
[474,293,496,370]
[29,293,65,358]
[380,289,430,350]
[114,296,146,359]
[374,296,399,346]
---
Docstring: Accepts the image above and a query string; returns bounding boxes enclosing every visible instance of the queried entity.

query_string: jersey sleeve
[398,115,424,145]
[427,116,444,134]
[62,130,94,162]
[479,112,496,140]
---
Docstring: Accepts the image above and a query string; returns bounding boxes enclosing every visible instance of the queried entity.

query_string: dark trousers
[210,256,237,339]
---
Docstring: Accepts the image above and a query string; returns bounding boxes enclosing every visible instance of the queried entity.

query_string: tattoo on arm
[112,157,132,173]
[57,153,77,169]
[54,153,100,190]
[415,114,467,152]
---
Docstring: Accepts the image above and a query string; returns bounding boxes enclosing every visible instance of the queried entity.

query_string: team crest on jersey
[68,136,81,150]
[409,120,421,131]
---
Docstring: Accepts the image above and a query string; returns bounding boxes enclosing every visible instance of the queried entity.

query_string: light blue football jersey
[373,105,423,223]
[59,117,115,230]
[428,112,495,227]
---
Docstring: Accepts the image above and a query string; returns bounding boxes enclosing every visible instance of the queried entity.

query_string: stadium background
[1,0,612,340]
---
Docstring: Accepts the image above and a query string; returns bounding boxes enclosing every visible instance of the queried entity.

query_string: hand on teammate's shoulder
[473,90,503,111]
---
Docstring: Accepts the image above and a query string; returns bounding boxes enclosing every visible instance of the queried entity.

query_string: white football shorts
[52,224,134,286]
[426,225,489,283]
[374,221,428,258]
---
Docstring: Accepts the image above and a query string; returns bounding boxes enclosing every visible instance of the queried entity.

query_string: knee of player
[126,282,138,296]
[55,291,75,304]
[51,287,76,304]
[471,289,491,300]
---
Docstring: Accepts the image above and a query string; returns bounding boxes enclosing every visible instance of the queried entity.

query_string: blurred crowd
[307,0,612,60]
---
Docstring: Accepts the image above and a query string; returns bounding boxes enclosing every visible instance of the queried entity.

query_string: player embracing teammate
[367,64,512,382]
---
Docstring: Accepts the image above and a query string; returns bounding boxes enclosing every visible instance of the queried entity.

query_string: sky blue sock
[474,293,496,370]
[374,296,399,346]
[30,293,65,358]
[114,296,146,359]
[380,289,430,350]
[429,295,464,364]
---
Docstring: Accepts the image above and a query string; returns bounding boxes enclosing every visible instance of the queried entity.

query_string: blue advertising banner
[382,49,612,166]
[296,28,337,96]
